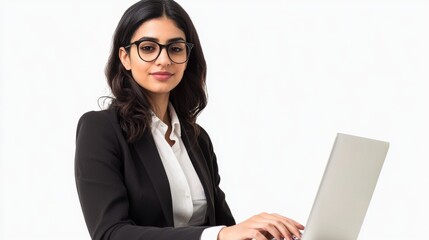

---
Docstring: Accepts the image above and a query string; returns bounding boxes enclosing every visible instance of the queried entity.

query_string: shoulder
[78,108,118,126]
[75,108,123,143]
[195,123,215,153]
[180,120,214,151]
[180,120,210,142]
[77,108,120,133]
[196,124,210,141]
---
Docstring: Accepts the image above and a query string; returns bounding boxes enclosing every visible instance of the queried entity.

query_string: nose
[155,47,171,66]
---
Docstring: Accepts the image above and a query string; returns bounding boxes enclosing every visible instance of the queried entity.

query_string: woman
[74,0,304,240]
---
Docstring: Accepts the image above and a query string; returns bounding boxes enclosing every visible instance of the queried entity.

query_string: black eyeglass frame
[124,40,194,64]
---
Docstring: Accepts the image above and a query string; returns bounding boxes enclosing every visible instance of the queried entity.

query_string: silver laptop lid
[302,133,389,240]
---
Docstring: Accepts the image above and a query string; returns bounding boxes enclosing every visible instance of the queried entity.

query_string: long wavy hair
[105,0,207,143]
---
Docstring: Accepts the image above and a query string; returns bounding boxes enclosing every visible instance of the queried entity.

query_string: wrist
[217,226,228,240]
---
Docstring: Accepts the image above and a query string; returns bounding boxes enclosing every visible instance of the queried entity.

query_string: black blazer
[74,108,235,240]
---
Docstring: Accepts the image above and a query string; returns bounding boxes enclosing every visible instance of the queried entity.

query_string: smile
[150,71,173,81]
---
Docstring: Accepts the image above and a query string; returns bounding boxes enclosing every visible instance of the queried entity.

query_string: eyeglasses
[124,40,194,64]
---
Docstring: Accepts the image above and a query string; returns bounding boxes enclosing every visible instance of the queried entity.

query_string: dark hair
[105,0,207,143]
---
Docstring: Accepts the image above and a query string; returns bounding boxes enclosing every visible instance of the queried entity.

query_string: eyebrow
[136,36,186,43]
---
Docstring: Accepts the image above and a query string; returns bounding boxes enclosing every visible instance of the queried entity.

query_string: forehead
[131,17,186,42]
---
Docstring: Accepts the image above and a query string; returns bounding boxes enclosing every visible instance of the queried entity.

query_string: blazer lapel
[133,131,174,226]
[181,125,216,225]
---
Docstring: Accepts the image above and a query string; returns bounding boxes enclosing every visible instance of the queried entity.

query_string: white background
[1,0,428,239]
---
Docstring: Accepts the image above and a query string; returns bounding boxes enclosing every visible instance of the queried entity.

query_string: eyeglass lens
[137,41,191,63]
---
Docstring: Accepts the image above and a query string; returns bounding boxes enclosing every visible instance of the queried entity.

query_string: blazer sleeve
[197,127,236,226]
[74,111,208,240]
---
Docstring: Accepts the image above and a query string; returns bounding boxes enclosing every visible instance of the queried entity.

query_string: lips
[150,71,173,81]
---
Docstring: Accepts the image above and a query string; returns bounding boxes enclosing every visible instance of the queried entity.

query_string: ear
[119,47,131,70]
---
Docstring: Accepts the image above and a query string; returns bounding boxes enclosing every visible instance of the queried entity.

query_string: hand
[217,212,304,240]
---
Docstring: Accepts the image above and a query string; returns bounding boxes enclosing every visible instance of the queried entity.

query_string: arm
[74,111,207,240]
[197,127,235,226]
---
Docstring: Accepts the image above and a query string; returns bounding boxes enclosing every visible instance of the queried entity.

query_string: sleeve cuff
[200,225,226,240]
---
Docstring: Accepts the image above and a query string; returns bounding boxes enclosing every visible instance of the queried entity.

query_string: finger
[248,221,283,240]
[253,213,303,240]
[282,219,303,239]
[281,215,305,230]
[271,213,305,230]
[264,213,303,239]
[248,229,269,240]
[252,215,294,240]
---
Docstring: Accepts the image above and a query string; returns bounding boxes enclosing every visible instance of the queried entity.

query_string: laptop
[300,133,389,240]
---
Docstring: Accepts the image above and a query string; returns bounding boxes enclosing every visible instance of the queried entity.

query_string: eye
[140,46,155,52]
[169,43,186,54]
[170,47,183,52]
[138,41,158,53]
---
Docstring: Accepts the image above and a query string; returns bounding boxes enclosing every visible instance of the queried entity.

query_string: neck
[150,93,175,147]
[150,93,170,124]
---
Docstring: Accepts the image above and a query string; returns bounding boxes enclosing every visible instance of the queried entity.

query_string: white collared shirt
[150,103,207,227]
[150,104,224,239]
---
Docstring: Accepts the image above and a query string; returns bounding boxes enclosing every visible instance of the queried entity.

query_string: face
[119,17,188,101]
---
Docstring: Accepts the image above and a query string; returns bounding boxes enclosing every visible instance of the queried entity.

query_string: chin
[147,87,175,95]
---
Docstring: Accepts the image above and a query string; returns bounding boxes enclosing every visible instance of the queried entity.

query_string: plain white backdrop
[1,0,428,239]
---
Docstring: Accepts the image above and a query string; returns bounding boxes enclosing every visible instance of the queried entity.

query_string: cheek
[177,64,187,79]
[130,61,150,83]
[177,67,186,80]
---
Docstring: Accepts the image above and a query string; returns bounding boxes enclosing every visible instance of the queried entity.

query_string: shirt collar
[150,102,181,137]
[169,102,181,137]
